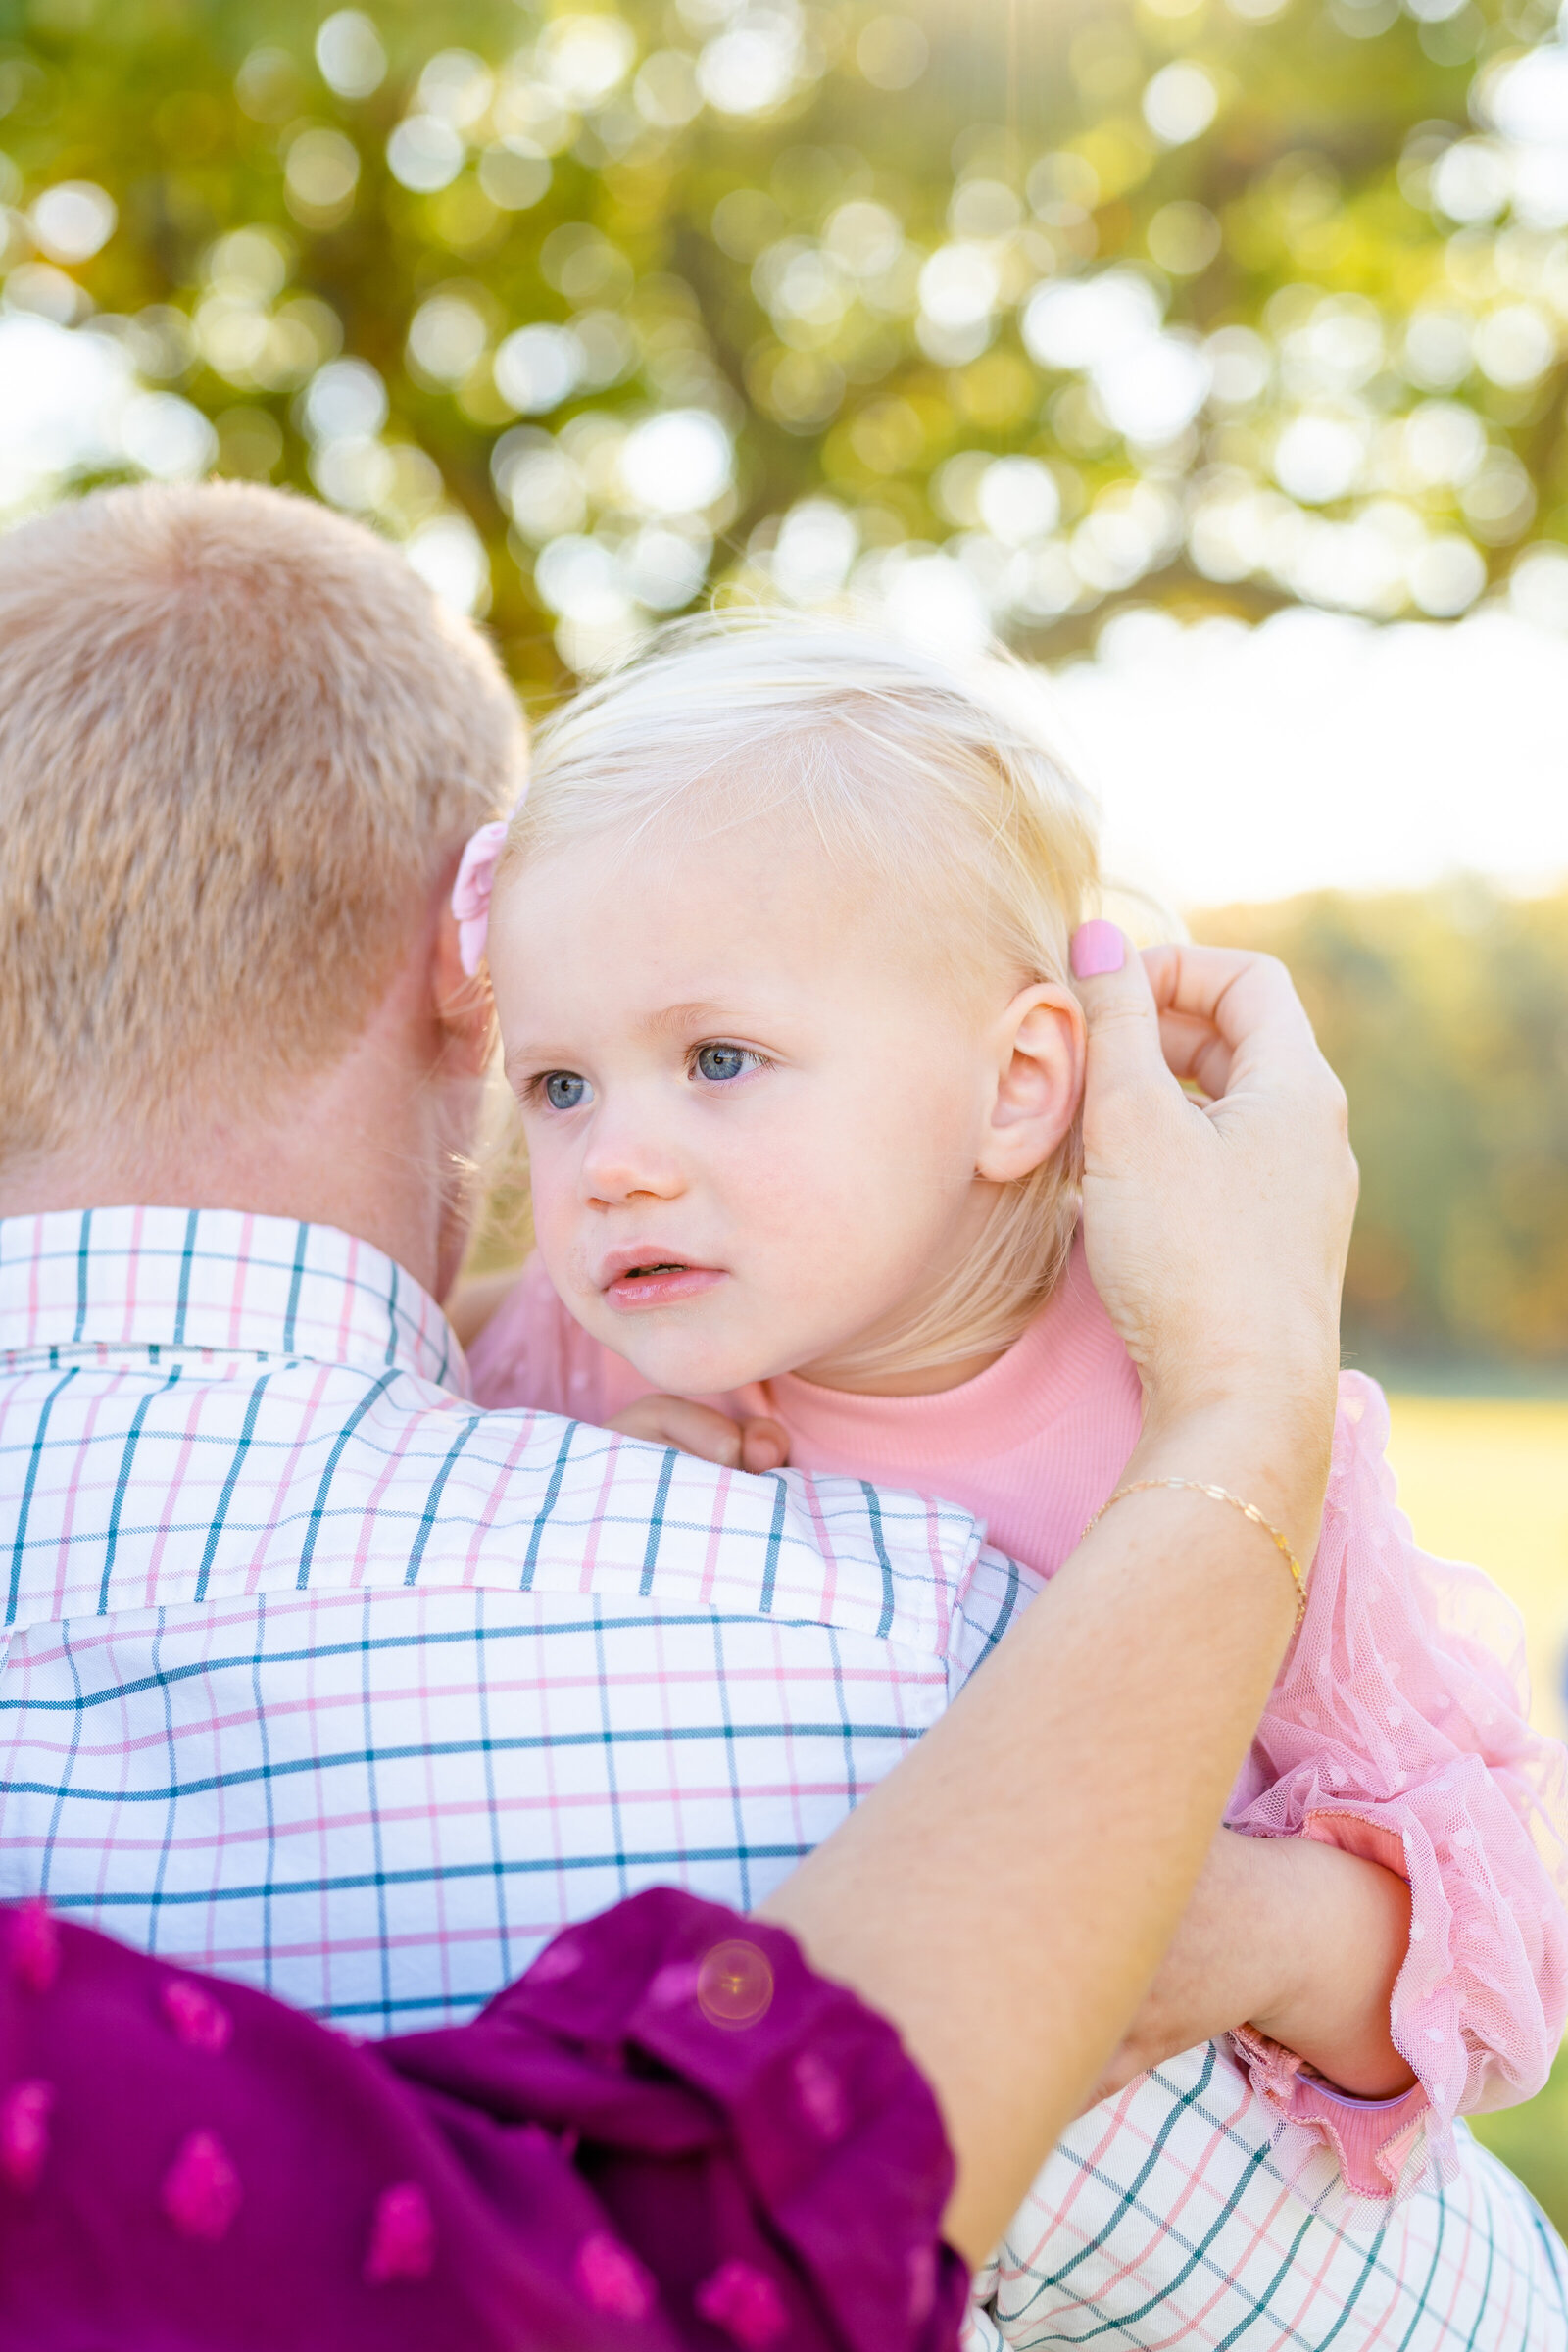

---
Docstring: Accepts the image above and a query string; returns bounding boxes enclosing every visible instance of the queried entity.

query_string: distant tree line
[1199,885,1568,1376]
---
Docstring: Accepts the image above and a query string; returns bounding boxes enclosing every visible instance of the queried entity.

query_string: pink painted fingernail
[1070,920,1125,979]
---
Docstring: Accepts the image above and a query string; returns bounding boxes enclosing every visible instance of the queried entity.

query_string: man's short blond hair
[0,481,524,1166]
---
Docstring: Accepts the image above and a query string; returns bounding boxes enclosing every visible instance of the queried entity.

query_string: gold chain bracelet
[1081,1478,1309,1628]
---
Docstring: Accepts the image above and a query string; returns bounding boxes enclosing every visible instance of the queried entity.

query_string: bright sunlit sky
[1052,603,1568,911]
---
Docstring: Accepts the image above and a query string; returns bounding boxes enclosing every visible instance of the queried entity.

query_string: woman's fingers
[1069,920,1191,1142]
[1144,943,1334,1100]
[1070,933,1318,1108]
[1154,1007,1233,1098]
[1148,945,1353,1119]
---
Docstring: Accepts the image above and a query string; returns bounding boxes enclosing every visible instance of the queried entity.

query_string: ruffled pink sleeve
[1226,1372,1568,2202]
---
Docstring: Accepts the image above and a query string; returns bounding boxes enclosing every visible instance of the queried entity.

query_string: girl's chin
[579,1286,829,1397]
[612,1336,781,1402]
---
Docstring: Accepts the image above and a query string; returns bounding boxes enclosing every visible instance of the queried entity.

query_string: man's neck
[0,1019,478,1305]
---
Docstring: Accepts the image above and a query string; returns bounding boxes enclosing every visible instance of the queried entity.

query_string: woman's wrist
[1127,1391,1337,1580]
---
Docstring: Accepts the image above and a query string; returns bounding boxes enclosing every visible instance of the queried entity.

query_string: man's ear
[430,893,497,1078]
[974,983,1087,1184]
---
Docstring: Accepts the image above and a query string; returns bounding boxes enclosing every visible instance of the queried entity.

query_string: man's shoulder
[0,1327,989,1664]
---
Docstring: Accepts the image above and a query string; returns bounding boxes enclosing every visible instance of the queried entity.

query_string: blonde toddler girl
[454,613,1565,2239]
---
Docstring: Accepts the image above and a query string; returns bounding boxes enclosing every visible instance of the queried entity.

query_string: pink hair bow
[452,820,509,977]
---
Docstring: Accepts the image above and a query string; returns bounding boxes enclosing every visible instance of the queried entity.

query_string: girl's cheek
[522,1146,571,1246]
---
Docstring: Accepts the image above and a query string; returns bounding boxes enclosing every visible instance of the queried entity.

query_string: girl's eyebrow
[504,995,789,1084]
[635,1001,734,1039]
[504,1002,753,1076]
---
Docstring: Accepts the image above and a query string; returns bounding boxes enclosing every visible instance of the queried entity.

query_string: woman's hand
[607,1395,790,1473]
[1073,928,1355,1419]
[1070,926,1358,1564]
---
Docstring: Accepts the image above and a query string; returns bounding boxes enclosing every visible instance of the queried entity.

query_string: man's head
[0,481,523,1177]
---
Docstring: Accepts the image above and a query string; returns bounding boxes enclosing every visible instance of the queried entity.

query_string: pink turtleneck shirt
[468,1239,1568,2205]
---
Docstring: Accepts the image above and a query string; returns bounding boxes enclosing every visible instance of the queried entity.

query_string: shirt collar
[0,1207,469,1396]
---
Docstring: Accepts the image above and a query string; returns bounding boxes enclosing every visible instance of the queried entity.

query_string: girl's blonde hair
[502,609,1102,1386]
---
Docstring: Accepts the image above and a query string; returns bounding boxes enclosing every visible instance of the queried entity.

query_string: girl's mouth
[601,1260,727,1311]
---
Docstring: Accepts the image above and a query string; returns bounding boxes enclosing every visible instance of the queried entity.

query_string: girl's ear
[974,983,1087,1184]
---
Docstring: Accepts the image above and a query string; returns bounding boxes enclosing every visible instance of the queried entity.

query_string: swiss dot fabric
[1228,1374,1568,2195]
[0,1889,968,2350]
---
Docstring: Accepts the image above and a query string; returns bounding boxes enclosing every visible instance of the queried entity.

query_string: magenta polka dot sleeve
[0,1889,966,2350]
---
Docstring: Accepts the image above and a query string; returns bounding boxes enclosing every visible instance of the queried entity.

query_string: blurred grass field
[1384,1396,1568,2233]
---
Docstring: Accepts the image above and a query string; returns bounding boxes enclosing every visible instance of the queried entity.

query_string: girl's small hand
[606,1396,790,1473]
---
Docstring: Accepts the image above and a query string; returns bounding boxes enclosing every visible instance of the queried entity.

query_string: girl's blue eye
[543,1071,589,1110]
[695,1044,749,1083]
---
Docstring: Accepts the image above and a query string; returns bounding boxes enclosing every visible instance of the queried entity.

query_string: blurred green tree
[1,0,1566,692]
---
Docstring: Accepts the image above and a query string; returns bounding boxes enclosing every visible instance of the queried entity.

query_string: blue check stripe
[280,1224,309,1355]
[402,1411,484,1587]
[7,1365,79,1627]
[518,1418,578,1591]
[97,1364,185,1614]
[0,1711,926,1806]
[985,2048,1566,2351]
[194,1371,271,1602]
[858,1479,897,1639]
[292,1368,401,1591]
[759,1470,789,1615]
[72,1207,92,1345]
[638,1445,677,1597]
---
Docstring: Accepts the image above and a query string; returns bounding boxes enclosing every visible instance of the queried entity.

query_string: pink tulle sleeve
[1226,1372,1568,2203]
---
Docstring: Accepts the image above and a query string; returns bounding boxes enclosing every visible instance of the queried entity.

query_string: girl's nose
[579,1124,685,1209]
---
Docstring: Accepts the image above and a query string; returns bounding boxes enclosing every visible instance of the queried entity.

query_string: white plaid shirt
[0,1207,1025,2028]
[1,1208,1561,2350]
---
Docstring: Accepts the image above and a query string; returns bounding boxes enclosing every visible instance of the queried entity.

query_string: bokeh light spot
[29,179,116,263]
[696,1939,775,2029]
